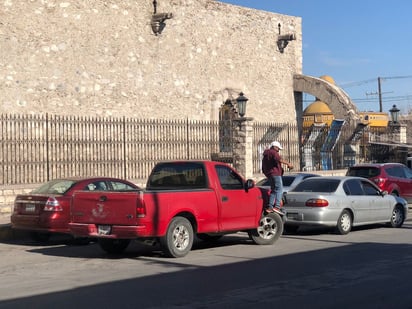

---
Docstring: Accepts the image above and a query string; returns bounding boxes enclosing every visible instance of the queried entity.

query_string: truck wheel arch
[166,211,198,234]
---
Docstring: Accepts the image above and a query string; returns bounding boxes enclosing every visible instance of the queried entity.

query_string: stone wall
[0,0,302,217]
[1,0,302,123]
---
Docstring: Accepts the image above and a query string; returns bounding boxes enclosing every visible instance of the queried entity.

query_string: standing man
[262,141,293,214]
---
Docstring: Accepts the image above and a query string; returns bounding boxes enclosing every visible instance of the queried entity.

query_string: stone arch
[293,74,360,127]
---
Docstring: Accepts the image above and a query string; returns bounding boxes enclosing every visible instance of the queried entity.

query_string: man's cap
[270,141,283,150]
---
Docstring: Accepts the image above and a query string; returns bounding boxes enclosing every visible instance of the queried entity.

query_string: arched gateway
[293,74,360,127]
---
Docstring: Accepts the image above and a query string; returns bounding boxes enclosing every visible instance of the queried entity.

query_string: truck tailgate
[71,191,141,225]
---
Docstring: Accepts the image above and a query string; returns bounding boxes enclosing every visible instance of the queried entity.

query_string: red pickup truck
[69,160,284,257]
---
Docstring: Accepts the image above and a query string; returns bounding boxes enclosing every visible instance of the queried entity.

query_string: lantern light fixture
[236,92,248,118]
[389,104,400,123]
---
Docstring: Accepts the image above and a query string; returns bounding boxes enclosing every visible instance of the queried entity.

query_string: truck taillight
[305,198,328,207]
[44,197,63,212]
[136,194,146,218]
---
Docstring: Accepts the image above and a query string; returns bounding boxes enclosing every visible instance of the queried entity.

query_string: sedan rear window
[282,176,295,187]
[292,179,340,193]
[31,179,77,194]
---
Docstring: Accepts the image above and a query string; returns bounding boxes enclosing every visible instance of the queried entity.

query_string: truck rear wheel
[248,212,283,245]
[98,238,131,254]
[160,216,194,258]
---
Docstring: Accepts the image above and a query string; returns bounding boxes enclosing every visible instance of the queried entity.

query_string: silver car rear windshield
[292,179,340,193]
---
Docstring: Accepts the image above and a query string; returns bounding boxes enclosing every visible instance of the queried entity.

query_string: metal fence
[1,114,229,185]
[252,122,300,173]
[1,114,406,185]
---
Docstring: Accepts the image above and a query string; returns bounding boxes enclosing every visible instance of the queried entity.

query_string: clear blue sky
[219,0,412,114]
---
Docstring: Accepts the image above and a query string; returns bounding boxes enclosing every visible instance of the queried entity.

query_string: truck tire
[98,238,131,254]
[160,216,194,258]
[248,212,283,245]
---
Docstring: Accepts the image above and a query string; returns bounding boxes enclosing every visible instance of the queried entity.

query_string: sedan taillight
[43,197,63,212]
[305,199,329,207]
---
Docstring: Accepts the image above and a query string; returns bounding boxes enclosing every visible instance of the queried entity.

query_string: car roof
[301,175,366,181]
[349,162,405,168]
[283,172,320,177]
[52,176,127,181]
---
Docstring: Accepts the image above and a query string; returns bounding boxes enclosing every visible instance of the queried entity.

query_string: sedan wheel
[390,205,405,228]
[335,210,352,235]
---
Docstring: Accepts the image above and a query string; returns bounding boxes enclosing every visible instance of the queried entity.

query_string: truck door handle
[222,196,228,202]
[99,196,107,202]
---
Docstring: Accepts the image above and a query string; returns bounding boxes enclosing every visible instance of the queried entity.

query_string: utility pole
[378,77,383,112]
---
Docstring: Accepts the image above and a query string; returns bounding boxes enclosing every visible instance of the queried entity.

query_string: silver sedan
[256,172,320,193]
[283,176,408,234]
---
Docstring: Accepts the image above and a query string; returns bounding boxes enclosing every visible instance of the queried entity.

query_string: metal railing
[0,114,227,185]
[1,114,407,185]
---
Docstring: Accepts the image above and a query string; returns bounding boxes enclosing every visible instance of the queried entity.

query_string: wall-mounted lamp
[236,92,248,118]
[151,0,173,35]
[277,23,296,53]
[389,104,400,123]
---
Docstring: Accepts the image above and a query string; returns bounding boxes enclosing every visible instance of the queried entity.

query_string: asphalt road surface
[1,222,412,309]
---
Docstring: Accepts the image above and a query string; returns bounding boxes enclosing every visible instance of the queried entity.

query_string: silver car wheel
[340,213,351,230]
[336,210,352,235]
[390,205,405,228]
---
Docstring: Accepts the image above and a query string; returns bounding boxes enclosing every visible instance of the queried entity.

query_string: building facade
[1,0,302,123]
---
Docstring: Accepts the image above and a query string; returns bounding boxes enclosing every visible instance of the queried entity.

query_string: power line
[339,75,412,112]
[340,75,412,89]
[340,78,377,88]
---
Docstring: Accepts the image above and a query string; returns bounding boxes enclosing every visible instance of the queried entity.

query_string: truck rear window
[146,162,207,190]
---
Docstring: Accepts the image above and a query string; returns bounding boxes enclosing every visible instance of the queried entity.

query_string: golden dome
[304,100,333,115]
[319,75,335,84]
[303,100,335,128]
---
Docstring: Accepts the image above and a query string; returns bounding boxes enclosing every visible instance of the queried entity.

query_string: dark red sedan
[11,177,140,242]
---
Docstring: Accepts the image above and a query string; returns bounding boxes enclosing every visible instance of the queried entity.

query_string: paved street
[1,220,412,309]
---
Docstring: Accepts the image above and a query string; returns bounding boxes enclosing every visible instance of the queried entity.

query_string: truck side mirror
[245,179,255,192]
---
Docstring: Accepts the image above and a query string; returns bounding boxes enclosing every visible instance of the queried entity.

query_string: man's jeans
[268,175,283,209]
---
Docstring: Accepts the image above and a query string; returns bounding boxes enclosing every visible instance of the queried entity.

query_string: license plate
[287,212,299,220]
[25,204,36,212]
[98,225,112,235]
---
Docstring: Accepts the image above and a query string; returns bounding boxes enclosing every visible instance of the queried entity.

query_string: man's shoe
[273,207,285,215]
[265,207,274,213]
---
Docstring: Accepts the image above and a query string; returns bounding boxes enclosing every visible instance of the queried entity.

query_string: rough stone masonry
[0,0,302,123]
